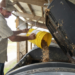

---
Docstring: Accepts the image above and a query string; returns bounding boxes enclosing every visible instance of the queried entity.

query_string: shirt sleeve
[0,21,13,39]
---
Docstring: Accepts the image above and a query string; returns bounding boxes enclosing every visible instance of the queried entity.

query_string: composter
[46,0,75,59]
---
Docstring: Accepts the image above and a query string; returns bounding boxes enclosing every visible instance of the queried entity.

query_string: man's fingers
[29,33,36,40]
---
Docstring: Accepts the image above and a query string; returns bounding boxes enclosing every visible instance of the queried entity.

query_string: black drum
[6,62,75,75]
[6,43,69,75]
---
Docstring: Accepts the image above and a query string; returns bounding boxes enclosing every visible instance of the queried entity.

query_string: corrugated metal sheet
[19,2,32,14]
[30,5,42,16]
[14,4,23,12]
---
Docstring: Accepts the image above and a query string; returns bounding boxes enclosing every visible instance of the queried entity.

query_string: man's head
[0,0,15,18]
[0,7,11,18]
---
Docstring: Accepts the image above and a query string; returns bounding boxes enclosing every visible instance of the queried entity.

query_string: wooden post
[26,23,28,53]
[31,43,32,50]
[29,24,32,50]
[15,17,20,62]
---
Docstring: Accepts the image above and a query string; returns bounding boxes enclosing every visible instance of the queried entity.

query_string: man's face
[2,9,11,18]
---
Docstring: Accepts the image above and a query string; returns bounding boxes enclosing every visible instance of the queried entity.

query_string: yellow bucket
[26,29,52,48]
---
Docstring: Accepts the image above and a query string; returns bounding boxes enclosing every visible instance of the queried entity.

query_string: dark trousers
[0,63,4,75]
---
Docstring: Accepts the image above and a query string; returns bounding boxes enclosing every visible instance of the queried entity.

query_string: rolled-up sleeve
[0,21,13,39]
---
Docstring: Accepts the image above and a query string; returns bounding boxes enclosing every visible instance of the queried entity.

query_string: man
[0,0,35,74]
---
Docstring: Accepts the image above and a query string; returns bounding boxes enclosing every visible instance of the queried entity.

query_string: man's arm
[8,33,35,42]
[13,30,23,35]
[13,29,29,35]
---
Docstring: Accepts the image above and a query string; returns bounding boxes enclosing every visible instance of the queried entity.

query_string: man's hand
[22,29,29,33]
[28,33,36,40]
